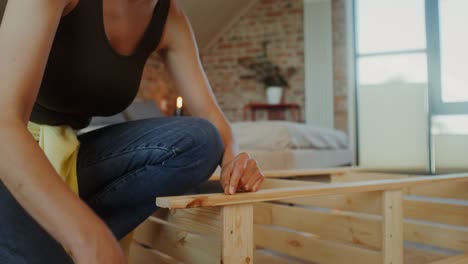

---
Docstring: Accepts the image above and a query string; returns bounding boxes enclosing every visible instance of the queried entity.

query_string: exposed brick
[138,0,350,132]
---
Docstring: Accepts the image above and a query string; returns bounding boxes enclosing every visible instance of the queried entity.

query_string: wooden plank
[404,247,449,264]
[166,207,221,236]
[429,254,468,264]
[406,181,468,200]
[405,220,468,252]
[331,172,409,183]
[261,179,324,189]
[129,242,182,264]
[254,203,382,250]
[280,192,382,215]
[403,197,468,227]
[255,224,382,264]
[222,204,254,264]
[254,250,311,264]
[263,178,382,214]
[382,190,404,264]
[133,209,169,245]
[144,221,220,264]
[209,167,357,181]
[156,174,468,209]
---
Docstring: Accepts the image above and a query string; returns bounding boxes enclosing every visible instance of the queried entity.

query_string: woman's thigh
[76,117,224,239]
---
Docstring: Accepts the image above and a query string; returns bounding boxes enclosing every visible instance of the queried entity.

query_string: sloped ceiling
[179,0,256,51]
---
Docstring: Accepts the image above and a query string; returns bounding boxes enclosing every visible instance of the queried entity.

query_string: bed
[228,121,352,171]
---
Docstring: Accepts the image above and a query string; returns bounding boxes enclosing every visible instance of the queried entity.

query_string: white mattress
[232,121,349,151]
[215,149,352,173]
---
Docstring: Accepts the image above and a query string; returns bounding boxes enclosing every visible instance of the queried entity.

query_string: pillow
[87,100,162,128]
[88,113,127,126]
[231,121,348,150]
[122,100,163,120]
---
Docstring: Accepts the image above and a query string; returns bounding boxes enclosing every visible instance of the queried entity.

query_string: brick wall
[138,0,351,132]
[201,0,305,122]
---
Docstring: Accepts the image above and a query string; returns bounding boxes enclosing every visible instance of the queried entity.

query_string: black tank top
[0,0,170,129]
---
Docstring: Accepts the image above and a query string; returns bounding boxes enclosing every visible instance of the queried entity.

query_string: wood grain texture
[129,242,182,264]
[404,197,468,227]
[255,224,382,264]
[157,174,468,209]
[254,202,382,250]
[428,254,468,264]
[382,190,404,264]
[406,181,468,200]
[222,204,254,264]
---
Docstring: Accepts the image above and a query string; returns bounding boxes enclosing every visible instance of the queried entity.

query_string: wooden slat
[262,179,383,214]
[406,181,468,200]
[157,174,468,209]
[209,167,357,181]
[254,203,382,250]
[261,179,324,189]
[404,247,449,264]
[166,207,221,236]
[428,254,468,264]
[129,242,182,264]
[222,204,254,264]
[331,172,409,183]
[405,220,468,252]
[254,250,312,264]
[382,190,404,264]
[280,192,382,215]
[142,222,220,264]
[255,224,382,264]
[403,197,468,227]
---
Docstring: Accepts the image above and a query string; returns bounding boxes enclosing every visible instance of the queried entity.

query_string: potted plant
[239,42,297,104]
[262,65,289,104]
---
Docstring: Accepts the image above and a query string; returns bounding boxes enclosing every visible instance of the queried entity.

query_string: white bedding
[243,149,352,170]
[232,121,348,151]
[213,149,352,173]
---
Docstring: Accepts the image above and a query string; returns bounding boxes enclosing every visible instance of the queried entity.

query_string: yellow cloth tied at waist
[27,121,134,257]
[27,121,79,194]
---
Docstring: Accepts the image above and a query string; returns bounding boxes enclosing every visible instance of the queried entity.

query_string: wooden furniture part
[243,103,301,121]
[129,169,468,264]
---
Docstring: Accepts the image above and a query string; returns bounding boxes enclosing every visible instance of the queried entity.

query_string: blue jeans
[0,117,224,263]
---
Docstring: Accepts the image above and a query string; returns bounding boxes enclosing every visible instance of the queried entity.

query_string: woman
[0,0,264,263]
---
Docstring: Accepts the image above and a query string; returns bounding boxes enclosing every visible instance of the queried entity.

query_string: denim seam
[85,165,147,205]
[79,146,177,169]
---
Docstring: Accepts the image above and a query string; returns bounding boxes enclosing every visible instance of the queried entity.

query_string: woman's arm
[0,1,125,263]
[159,0,264,195]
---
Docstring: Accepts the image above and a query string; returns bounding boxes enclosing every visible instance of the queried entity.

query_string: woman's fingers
[228,153,249,194]
[251,175,265,192]
[243,160,262,191]
[221,152,264,195]
[220,162,233,194]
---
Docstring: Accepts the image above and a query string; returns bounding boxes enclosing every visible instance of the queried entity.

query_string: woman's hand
[220,152,265,195]
[71,223,127,264]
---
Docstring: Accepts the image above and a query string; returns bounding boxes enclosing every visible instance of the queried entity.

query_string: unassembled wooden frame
[128,168,468,264]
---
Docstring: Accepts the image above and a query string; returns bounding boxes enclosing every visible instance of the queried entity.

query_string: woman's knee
[183,117,225,160]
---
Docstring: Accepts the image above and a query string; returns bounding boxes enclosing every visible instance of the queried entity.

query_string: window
[355,0,428,91]
[439,0,468,103]
[357,0,426,54]
[356,0,468,115]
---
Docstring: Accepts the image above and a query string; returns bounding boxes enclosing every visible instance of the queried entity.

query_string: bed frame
[128,168,468,264]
